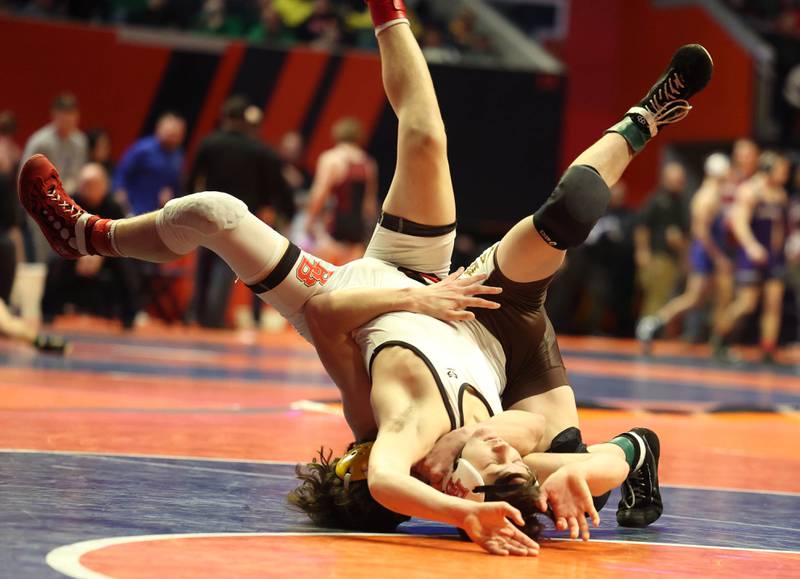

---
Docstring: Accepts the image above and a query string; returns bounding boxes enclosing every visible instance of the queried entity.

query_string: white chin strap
[443,459,486,503]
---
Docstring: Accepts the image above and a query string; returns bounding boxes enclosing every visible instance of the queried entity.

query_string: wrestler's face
[460,427,530,484]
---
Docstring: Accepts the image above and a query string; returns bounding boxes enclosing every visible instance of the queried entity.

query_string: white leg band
[108,220,124,257]
[628,431,648,472]
[75,213,91,256]
[375,18,410,36]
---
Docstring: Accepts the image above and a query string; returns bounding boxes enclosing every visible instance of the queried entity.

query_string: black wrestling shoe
[632,44,713,135]
[33,334,69,355]
[608,44,713,152]
[617,428,663,528]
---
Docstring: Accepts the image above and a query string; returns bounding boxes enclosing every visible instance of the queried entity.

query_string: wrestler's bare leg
[375,21,455,227]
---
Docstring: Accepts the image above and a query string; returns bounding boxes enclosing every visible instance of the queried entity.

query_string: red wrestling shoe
[18,154,119,259]
[366,0,408,34]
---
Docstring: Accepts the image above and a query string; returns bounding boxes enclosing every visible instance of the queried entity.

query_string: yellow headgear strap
[335,442,373,487]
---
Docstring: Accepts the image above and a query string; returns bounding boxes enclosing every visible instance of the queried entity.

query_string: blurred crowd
[3,0,493,58]
[2,93,799,363]
[723,0,800,36]
[0,91,384,345]
[546,139,800,363]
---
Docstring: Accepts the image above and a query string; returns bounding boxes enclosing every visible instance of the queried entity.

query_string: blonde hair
[332,117,364,144]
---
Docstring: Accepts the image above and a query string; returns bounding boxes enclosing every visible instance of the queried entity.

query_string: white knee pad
[156,191,248,255]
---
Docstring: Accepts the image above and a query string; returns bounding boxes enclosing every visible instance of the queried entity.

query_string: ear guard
[335,442,373,490]
[442,458,486,502]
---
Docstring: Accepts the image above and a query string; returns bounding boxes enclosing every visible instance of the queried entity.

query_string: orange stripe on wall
[185,41,247,167]
[260,48,331,146]
[303,53,386,170]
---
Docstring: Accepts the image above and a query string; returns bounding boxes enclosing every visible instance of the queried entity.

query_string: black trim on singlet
[378,212,456,237]
[397,266,442,285]
[245,242,301,294]
[456,383,495,428]
[368,340,457,432]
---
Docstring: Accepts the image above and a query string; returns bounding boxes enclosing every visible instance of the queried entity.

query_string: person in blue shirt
[113,112,186,215]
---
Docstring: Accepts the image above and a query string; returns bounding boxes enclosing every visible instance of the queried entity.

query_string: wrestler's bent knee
[533,165,611,250]
[162,191,248,236]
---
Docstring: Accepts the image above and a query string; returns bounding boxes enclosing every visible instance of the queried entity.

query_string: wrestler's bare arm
[367,347,538,556]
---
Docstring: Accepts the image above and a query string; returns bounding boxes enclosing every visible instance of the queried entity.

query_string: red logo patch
[296,256,332,287]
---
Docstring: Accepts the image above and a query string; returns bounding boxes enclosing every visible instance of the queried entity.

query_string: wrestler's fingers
[464,284,503,297]
[447,310,475,321]
[586,503,600,528]
[467,297,500,309]
[578,513,590,541]
[441,268,465,283]
[567,516,580,540]
[509,527,538,550]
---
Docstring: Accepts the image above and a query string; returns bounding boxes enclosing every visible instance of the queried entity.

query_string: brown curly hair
[287,448,410,532]
[481,472,545,542]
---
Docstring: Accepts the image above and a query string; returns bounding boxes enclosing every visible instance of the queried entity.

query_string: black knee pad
[545,426,611,512]
[546,426,587,454]
[533,165,611,250]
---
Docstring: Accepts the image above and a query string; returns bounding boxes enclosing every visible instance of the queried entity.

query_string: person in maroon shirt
[305,117,378,264]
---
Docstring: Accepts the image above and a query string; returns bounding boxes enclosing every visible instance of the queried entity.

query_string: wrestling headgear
[335,442,373,490]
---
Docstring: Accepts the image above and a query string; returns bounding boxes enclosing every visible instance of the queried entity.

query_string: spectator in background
[582,181,636,335]
[0,107,24,303]
[41,163,140,329]
[279,131,310,193]
[545,181,635,336]
[186,95,293,328]
[128,0,186,28]
[299,0,342,49]
[248,0,295,44]
[421,24,460,64]
[114,112,185,215]
[305,117,377,264]
[193,0,245,37]
[0,111,25,323]
[273,0,314,29]
[22,93,88,262]
[448,8,492,55]
[22,93,87,195]
[786,168,800,344]
[0,110,21,177]
[712,138,762,327]
[87,127,114,177]
[637,153,732,348]
[712,151,790,364]
[634,161,690,318]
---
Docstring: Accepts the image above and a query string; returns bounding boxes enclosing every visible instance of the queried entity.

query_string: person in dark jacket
[186,95,294,328]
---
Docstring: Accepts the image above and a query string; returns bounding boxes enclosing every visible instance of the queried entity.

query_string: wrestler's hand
[538,464,600,541]
[414,426,474,489]
[410,267,501,322]
[459,502,539,556]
